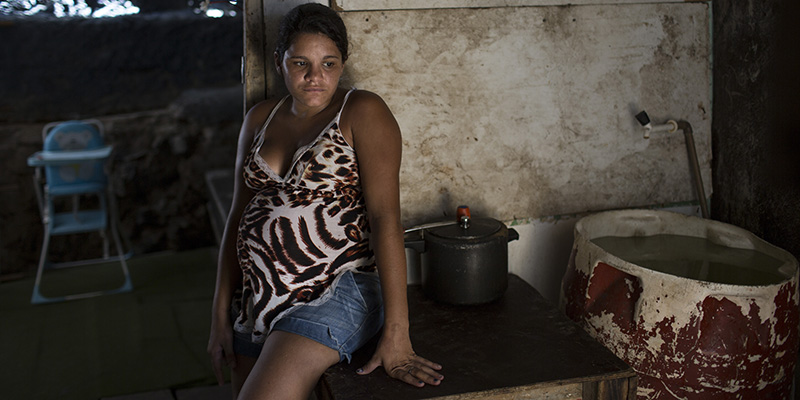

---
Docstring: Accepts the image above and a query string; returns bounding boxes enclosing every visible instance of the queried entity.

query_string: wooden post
[243,0,267,116]
[582,374,638,400]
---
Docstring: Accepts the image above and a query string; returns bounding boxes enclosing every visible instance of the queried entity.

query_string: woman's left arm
[346,91,443,387]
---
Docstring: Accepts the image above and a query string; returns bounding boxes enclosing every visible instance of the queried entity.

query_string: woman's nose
[305,64,322,81]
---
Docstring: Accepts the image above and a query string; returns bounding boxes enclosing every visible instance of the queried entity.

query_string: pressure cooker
[404,206,519,305]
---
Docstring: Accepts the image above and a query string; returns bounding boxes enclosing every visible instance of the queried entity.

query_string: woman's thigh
[238,331,340,400]
[231,353,257,399]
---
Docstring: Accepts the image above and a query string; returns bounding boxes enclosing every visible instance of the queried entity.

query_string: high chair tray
[27,146,113,166]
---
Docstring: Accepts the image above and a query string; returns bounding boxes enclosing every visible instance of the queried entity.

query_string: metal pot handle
[404,238,426,253]
[508,228,519,242]
[404,229,426,253]
[403,221,456,234]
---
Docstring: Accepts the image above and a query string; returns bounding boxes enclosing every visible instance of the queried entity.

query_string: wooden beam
[582,375,637,400]
[243,0,267,115]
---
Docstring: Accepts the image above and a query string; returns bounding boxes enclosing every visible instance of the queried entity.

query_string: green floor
[0,247,224,400]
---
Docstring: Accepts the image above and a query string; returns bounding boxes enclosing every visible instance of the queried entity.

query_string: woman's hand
[207,315,237,385]
[356,329,443,387]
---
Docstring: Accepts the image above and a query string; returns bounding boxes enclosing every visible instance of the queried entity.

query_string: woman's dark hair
[275,3,349,63]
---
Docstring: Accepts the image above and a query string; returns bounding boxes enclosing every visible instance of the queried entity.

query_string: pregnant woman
[207,4,443,399]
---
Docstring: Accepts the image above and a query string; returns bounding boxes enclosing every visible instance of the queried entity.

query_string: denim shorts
[232,270,384,363]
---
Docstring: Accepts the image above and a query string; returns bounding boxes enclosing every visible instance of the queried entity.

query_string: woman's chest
[246,125,361,192]
[258,122,328,178]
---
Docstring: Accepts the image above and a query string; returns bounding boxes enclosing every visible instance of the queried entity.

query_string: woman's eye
[294,61,306,67]
[323,62,335,68]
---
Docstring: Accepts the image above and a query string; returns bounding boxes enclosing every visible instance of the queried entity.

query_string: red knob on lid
[456,205,471,220]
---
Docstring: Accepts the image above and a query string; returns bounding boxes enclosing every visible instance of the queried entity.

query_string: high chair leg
[31,227,52,305]
[31,226,134,305]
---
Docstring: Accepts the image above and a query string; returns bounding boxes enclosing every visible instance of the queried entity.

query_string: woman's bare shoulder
[245,98,282,124]
[240,98,282,136]
[347,89,388,109]
[231,98,282,154]
[344,90,395,124]
[341,90,400,149]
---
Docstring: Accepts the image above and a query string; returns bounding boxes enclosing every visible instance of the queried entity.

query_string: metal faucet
[635,110,678,139]
[635,110,709,219]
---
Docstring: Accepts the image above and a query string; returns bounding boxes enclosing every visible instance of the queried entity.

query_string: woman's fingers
[210,346,227,385]
[389,363,423,387]
[356,357,381,375]
[409,355,444,384]
[207,327,236,386]
[390,357,444,387]
[361,337,444,388]
[413,364,444,386]
[415,354,443,371]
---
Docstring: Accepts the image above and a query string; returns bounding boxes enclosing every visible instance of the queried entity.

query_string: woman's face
[276,32,344,111]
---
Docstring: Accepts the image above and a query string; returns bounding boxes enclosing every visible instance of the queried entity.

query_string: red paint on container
[560,210,800,400]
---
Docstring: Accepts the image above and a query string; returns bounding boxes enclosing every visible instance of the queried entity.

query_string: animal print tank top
[233,89,376,343]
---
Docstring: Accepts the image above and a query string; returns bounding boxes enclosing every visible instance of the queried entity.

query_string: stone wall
[0,12,243,276]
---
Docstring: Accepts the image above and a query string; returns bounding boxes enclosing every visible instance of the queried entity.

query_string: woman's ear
[274,52,282,77]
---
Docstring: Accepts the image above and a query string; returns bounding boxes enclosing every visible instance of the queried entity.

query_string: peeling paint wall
[338,4,711,226]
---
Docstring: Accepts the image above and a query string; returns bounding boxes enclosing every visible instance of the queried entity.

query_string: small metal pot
[405,208,519,305]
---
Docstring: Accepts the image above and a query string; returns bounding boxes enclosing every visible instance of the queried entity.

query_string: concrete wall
[341,4,711,226]
[341,3,713,301]
[334,0,684,10]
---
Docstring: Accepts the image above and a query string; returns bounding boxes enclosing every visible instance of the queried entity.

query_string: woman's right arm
[207,101,273,385]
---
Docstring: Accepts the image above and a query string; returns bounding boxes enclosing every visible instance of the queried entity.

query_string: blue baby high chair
[27,119,133,304]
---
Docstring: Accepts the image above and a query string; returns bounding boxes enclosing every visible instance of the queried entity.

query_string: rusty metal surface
[323,274,634,399]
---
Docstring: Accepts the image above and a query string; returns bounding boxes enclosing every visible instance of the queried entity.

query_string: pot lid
[426,217,503,240]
